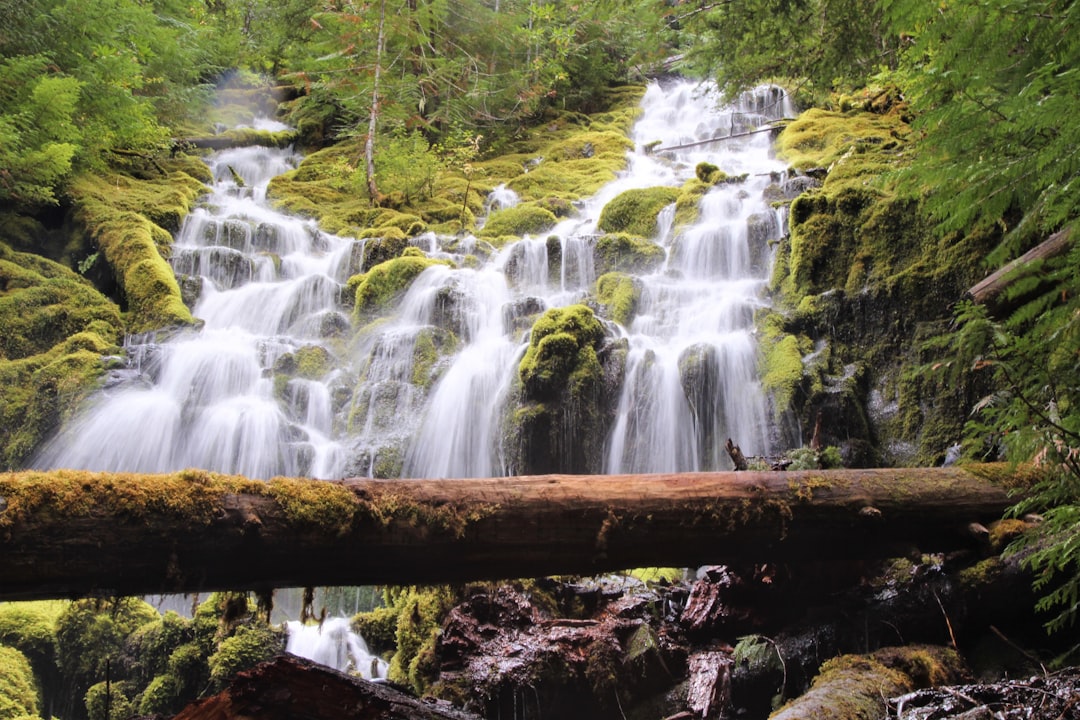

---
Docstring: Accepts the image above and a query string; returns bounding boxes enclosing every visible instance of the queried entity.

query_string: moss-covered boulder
[0,243,124,469]
[594,272,642,327]
[593,232,666,276]
[348,248,454,321]
[506,305,624,474]
[478,203,558,240]
[69,161,207,332]
[597,186,679,237]
[0,645,42,719]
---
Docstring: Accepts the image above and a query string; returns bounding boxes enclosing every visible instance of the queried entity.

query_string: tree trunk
[365,0,387,205]
[0,465,1027,601]
[967,227,1073,311]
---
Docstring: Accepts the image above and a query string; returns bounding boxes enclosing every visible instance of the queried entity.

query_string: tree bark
[173,654,480,720]
[0,465,1027,601]
[967,226,1073,310]
[365,0,387,205]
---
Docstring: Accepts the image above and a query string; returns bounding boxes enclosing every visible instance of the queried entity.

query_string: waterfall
[33,79,794,482]
[285,617,389,679]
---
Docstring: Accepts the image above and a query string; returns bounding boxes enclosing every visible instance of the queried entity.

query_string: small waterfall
[286,617,388,679]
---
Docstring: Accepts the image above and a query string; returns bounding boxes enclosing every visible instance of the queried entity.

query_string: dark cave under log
[0,465,1029,601]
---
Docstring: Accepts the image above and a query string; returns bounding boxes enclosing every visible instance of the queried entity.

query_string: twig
[932,589,958,649]
[989,624,1048,677]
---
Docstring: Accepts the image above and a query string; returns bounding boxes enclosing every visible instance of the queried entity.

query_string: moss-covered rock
[597,187,679,237]
[348,249,454,321]
[593,233,665,276]
[594,272,642,327]
[0,645,41,719]
[206,623,283,691]
[478,203,558,240]
[506,306,623,474]
[0,244,124,469]
[518,305,606,399]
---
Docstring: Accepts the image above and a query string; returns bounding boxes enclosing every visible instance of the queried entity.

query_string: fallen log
[173,653,480,720]
[0,465,1029,601]
[967,226,1073,311]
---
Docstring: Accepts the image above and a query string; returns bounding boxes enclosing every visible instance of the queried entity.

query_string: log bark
[0,465,1027,601]
[967,227,1073,310]
[172,653,480,720]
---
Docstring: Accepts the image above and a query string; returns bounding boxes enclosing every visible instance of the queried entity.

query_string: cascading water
[285,617,389,679]
[34,79,794,482]
[33,124,354,480]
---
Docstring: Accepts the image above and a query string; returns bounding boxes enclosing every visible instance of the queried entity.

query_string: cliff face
[763,88,999,467]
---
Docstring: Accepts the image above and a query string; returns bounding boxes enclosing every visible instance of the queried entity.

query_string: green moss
[593,233,665,276]
[518,304,606,399]
[384,586,457,694]
[351,605,399,656]
[478,203,558,239]
[411,327,457,389]
[85,680,136,720]
[776,108,909,171]
[0,645,40,719]
[594,272,642,327]
[138,673,181,715]
[597,187,679,237]
[761,334,806,413]
[206,624,282,691]
[264,477,359,536]
[349,253,454,321]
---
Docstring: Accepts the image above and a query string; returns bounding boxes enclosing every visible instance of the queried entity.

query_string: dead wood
[967,227,1073,312]
[0,465,1028,600]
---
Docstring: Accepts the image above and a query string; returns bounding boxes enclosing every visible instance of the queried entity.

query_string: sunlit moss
[597,186,679,237]
[478,203,558,239]
[0,645,41,719]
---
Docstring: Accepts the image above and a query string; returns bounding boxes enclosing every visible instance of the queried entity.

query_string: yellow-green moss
[761,333,806,413]
[595,272,642,327]
[70,168,202,332]
[348,251,454,321]
[597,186,679,237]
[384,586,458,694]
[518,304,606,399]
[478,203,558,239]
[264,477,359,536]
[593,232,665,276]
[776,108,909,171]
[351,605,399,656]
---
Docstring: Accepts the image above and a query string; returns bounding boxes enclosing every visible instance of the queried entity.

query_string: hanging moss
[593,233,665,276]
[597,186,679,237]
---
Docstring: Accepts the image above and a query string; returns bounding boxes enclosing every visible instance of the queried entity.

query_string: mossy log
[967,226,1073,312]
[0,466,1027,601]
[173,654,480,720]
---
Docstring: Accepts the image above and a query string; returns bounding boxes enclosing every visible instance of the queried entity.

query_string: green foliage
[934,241,1080,634]
[883,0,1080,250]
[678,0,897,98]
[373,129,442,205]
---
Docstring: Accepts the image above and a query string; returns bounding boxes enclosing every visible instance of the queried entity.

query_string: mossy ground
[267,86,644,241]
